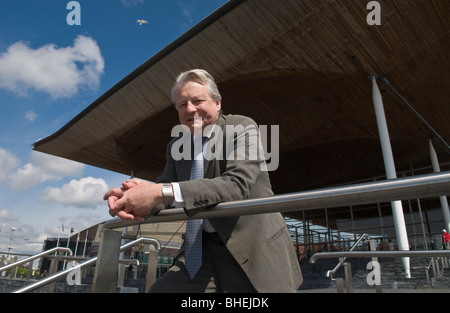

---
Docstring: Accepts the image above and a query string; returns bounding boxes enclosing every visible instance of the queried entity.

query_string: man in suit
[104,69,302,292]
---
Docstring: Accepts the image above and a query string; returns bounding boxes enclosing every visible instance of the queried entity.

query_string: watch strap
[161,183,173,209]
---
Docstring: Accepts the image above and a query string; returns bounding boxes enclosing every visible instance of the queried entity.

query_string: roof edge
[33,0,247,149]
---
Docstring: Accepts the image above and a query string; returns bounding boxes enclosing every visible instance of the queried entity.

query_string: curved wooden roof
[34,0,450,197]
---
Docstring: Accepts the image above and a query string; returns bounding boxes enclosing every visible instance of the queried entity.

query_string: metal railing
[100,172,450,292]
[310,250,450,263]
[13,237,160,293]
[424,257,441,286]
[326,233,369,278]
[0,247,72,280]
[11,171,450,293]
[103,171,450,229]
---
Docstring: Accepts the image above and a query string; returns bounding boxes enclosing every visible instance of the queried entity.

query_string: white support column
[429,140,450,232]
[370,75,411,278]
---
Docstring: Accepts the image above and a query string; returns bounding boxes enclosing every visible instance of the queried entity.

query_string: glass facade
[287,163,450,261]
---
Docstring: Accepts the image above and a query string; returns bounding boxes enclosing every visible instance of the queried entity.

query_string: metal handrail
[0,247,72,274]
[326,234,369,278]
[310,250,450,264]
[102,171,450,230]
[13,237,160,293]
[12,171,449,293]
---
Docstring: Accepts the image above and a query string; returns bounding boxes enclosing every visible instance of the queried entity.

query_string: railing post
[344,262,353,293]
[117,263,126,289]
[432,257,437,278]
[47,254,60,293]
[145,245,158,292]
[442,256,448,269]
[435,258,441,278]
[26,261,33,280]
[91,229,122,293]
[335,278,344,293]
[425,266,431,288]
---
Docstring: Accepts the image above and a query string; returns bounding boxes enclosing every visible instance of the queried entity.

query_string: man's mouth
[187,116,202,123]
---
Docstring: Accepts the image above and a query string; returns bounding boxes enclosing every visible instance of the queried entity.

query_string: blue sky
[0,0,228,255]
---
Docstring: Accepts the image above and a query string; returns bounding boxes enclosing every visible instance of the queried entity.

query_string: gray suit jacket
[157,114,302,292]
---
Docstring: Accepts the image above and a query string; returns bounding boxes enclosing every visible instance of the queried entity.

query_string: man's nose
[186,101,197,113]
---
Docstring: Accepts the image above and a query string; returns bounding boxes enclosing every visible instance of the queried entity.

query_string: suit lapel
[204,115,226,179]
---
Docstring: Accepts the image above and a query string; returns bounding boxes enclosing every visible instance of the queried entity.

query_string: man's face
[175,81,221,134]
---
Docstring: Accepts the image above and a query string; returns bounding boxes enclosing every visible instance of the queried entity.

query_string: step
[299,255,450,291]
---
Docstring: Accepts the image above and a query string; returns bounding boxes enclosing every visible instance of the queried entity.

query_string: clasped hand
[103,179,164,222]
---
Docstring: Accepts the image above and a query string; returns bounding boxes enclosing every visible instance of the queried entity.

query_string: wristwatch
[161,183,173,209]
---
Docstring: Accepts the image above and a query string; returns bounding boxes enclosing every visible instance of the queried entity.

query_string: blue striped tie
[185,137,204,279]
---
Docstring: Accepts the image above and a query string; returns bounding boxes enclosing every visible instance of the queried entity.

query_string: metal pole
[103,172,450,230]
[344,263,353,293]
[310,250,450,263]
[91,229,122,293]
[82,230,88,257]
[145,248,158,292]
[370,75,411,278]
[429,140,450,232]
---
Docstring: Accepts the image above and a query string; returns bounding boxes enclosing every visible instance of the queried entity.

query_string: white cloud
[0,209,20,224]
[39,177,109,208]
[0,35,104,99]
[6,151,84,191]
[0,148,20,181]
[48,211,107,235]
[178,1,198,30]
[25,110,38,122]
[31,151,84,177]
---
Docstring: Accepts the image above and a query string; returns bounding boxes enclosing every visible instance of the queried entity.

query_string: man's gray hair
[171,69,222,107]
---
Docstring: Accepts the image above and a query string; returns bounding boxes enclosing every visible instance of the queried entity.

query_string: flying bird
[136,19,149,26]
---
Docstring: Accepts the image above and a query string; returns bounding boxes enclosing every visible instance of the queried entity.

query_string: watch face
[162,184,172,207]
[162,184,171,195]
